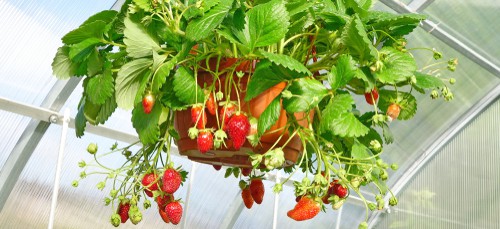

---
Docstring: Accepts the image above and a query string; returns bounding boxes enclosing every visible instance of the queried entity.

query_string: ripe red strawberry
[249,178,265,204]
[213,165,222,171]
[159,208,170,223]
[226,112,250,150]
[142,93,155,114]
[322,179,339,204]
[241,168,252,177]
[287,196,320,221]
[387,103,401,121]
[165,201,183,225]
[220,103,236,131]
[206,93,217,115]
[141,173,159,197]
[364,88,379,105]
[191,104,207,129]
[162,168,181,194]
[197,130,213,154]
[118,201,131,223]
[241,187,254,209]
[156,193,174,209]
[333,183,348,198]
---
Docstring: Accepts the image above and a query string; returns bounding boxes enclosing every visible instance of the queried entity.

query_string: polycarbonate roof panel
[424,0,500,67]
[0,111,31,170]
[374,98,500,229]
[0,0,116,107]
[379,26,500,189]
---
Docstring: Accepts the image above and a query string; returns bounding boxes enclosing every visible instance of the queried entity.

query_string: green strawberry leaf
[341,15,377,63]
[62,20,107,45]
[115,58,153,109]
[95,95,117,125]
[75,99,87,138]
[378,90,417,120]
[414,72,445,89]
[86,50,104,77]
[123,16,161,58]
[381,122,394,144]
[132,102,162,144]
[81,10,118,27]
[185,0,233,41]
[161,77,186,110]
[258,95,282,136]
[320,94,369,138]
[328,55,356,90]
[173,67,204,105]
[282,78,328,113]
[365,11,426,37]
[132,0,152,11]
[52,46,80,79]
[247,0,289,49]
[152,51,176,93]
[86,67,114,105]
[69,38,101,62]
[245,60,308,101]
[260,51,311,75]
[376,47,416,84]
[320,12,348,31]
[344,0,368,18]
[351,140,372,160]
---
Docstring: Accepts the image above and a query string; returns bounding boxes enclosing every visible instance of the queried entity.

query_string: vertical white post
[48,108,70,229]
[272,171,281,229]
[180,161,197,228]
[335,204,344,229]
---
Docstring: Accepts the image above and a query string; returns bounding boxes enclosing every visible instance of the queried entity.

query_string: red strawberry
[165,201,183,225]
[386,103,401,121]
[213,165,222,171]
[322,180,338,204]
[197,130,213,154]
[364,88,379,105]
[249,178,265,204]
[191,104,207,129]
[333,183,348,198]
[241,168,252,177]
[162,168,181,194]
[241,187,254,209]
[159,208,170,223]
[206,93,217,115]
[287,196,321,221]
[118,201,131,223]
[142,93,155,114]
[220,103,236,131]
[226,112,250,150]
[141,173,159,197]
[156,193,174,209]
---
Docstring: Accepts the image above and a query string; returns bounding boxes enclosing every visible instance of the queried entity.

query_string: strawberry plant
[54,0,457,226]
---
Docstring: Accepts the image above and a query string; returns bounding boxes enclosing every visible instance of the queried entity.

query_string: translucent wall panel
[0,111,31,169]
[376,26,500,188]
[373,98,500,228]
[424,0,500,67]
[0,0,115,107]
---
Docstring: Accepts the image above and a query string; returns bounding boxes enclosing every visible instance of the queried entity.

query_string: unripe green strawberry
[87,143,98,154]
[110,213,121,227]
[227,112,250,150]
[128,205,142,225]
[389,196,398,206]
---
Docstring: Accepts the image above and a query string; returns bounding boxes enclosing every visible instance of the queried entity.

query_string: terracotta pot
[174,58,310,168]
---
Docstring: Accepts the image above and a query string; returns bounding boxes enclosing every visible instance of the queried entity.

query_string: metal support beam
[380,0,500,78]
[367,83,500,227]
[408,0,435,12]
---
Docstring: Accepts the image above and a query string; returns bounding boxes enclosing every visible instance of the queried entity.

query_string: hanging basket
[174,58,309,168]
